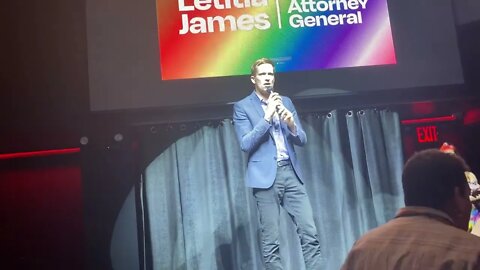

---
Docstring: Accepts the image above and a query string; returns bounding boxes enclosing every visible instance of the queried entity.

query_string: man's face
[251,63,275,96]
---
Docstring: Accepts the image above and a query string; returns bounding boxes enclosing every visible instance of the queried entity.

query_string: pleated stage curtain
[144,109,405,270]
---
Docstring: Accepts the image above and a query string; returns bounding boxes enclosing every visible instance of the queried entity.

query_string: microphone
[265,86,282,114]
[266,85,274,93]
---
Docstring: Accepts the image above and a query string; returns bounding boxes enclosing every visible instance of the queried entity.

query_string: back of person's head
[402,149,469,210]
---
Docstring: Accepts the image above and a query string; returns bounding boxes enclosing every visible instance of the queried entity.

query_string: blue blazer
[233,91,307,188]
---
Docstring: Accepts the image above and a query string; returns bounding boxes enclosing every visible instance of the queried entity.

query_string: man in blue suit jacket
[233,58,322,269]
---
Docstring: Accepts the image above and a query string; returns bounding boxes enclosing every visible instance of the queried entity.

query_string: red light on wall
[401,115,457,125]
[411,101,435,115]
[416,125,438,143]
[0,148,80,160]
[464,108,480,126]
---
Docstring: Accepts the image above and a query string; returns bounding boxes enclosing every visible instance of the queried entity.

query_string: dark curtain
[143,109,404,270]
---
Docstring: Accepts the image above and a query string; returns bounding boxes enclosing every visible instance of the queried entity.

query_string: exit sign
[416,125,438,143]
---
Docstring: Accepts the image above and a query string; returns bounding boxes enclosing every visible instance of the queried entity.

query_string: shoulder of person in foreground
[341,218,480,269]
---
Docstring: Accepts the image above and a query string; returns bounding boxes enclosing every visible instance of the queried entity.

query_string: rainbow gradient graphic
[156,0,396,80]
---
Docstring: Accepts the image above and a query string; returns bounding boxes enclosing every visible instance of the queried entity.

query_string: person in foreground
[341,149,480,270]
[233,58,322,269]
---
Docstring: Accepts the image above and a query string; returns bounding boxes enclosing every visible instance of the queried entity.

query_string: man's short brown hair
[250,58,275,76]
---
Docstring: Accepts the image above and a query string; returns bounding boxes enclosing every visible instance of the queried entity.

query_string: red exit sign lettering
[416,125,438,143]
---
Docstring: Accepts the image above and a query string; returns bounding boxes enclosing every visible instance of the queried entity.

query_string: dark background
[1,1,479,154]
[86,0,464,111]
[1,0,479,269]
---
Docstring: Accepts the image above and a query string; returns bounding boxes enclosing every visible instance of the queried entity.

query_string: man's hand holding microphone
[264,88,296,134]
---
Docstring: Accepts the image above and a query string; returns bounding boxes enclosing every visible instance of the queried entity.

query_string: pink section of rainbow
[333,1,396,67]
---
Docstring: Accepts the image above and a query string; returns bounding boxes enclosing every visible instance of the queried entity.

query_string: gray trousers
[253,163,322,270]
